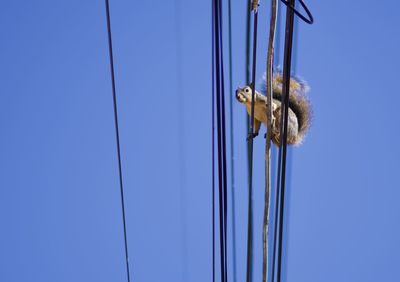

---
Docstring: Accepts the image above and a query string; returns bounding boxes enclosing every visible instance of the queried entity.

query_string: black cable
[271,2,295,278]
[104,1,131,281]
[227,0,238,279]
[244,1,253,278]
[246,4,259,282]
[244,1,253,281]
[245,0,252,219]
[212,3,216,278]
[213,0,228,281]
[271,1,313,282]
[217,1,228,279]
[245,0,252,87]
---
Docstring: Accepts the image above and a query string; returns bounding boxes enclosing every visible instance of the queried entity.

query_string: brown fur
[236,75,312,146]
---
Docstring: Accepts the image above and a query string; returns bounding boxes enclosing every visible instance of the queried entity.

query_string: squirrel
[236,72,312,146]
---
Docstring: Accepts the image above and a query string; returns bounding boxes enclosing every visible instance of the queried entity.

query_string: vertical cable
[218,1,228,279]
[245,0,252,223]
[104,1,131,281]
[275,1,295,281]
[212,1,216,279]
[244,2,252,278]
[227,0,238,279]
[246,2,259,282]
[213,0,228,280]
[271,2,313,282]
[263,0,278,282]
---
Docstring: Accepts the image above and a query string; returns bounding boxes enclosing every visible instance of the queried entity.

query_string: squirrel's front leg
[247,119,261,141]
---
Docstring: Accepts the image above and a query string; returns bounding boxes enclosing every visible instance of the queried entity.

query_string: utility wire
[245,0,252,231]
[104,1,131,281]
[227,0,238,280]
[244,2,252,278]
[246,2,259,282]
[275,4,296,280]
[271,1,313,282]
[218,1,228,277]
[263,0,278,282]
[212,3,216,279]
[213,0,228,280]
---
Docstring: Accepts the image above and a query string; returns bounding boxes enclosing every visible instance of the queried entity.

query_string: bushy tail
[261,71,312,143]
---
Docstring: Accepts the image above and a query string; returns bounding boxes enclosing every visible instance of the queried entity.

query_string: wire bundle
[271,1,313,282]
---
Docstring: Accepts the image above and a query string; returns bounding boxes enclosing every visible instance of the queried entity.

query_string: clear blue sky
[1,1,400,282]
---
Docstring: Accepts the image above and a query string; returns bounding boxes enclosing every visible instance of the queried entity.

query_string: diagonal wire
[104,1,131,281]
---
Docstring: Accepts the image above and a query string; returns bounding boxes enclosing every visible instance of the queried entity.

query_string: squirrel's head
[235,86,253,104]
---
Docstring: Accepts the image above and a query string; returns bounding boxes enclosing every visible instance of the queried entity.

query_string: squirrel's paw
[247,132,259,141]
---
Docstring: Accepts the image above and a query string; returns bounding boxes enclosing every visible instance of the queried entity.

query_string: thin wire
[263,0,278,282]
[246,2,259,282]
[212,0,216,278]
[218,0,228,278]
[244,2,253,281]
[271,1,296,280]
[227,0,237,279]
[245,0,252,86]
[246,0,252,200]
[104,1,131,281]
[213,0,228,280]
[271,1,313,281]
[276,3,295,278]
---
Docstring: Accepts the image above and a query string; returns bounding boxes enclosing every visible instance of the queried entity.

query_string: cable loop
[280,0,314,24]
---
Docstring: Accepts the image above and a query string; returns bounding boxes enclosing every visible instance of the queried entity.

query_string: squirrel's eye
[245,88,249,93]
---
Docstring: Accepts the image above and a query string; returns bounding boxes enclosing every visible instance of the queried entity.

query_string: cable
[218,0,228,278]
[227,0,238,279]
[244,1,253,277]
[271,1,313,282]
[213,0,228,280]
[246,2,259,282]
[245,0,252,216]
[212,2,216,278]
[263,0,278,282]
[104,1,131,281]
